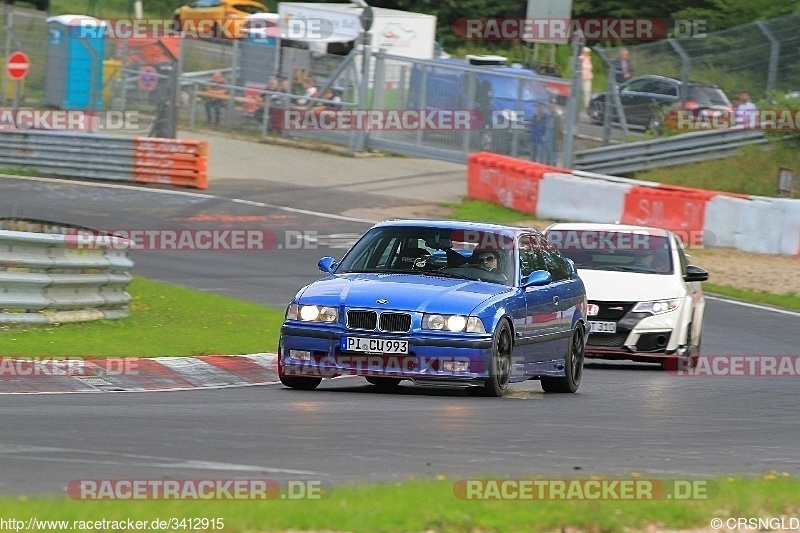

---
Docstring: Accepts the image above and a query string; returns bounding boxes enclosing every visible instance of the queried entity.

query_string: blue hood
[297,273,512,315]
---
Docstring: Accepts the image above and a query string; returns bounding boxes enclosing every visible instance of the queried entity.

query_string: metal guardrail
[573,128,769,175]
[0,130,208,188]
[0,221,134,324]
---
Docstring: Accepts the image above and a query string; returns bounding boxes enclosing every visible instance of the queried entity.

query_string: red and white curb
[0,353,279,394]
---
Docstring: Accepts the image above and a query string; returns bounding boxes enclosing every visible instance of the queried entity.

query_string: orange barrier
[621,186,716,233]
[467,152,569,216]
[133,137,209,189]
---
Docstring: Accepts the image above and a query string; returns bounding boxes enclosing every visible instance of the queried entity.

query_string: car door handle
[553,296,559,306]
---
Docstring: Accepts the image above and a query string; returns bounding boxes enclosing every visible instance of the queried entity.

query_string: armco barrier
[467,152,569,216]
[537,173,631,223]
[0,223,133,324]
[467,155,800,255]
[0,130,208,189]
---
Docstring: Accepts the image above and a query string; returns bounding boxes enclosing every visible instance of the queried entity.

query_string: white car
[544,223,708,368]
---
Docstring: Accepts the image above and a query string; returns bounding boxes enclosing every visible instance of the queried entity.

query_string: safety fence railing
[0,129,208,188]
[573,127,769,175]
[0,219,134,324]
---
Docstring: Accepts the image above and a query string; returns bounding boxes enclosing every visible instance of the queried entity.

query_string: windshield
[487,77,548,102]
[688,86,730,107]
[546,230,673,274]
[336,226,516,286]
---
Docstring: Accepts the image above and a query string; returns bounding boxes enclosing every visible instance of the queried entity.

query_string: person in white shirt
[580,47,593,113]
[734,91,757,126]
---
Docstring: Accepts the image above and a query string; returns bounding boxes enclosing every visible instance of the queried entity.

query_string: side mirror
[684,264,708,283]
[318,256,338,276]
[523,269,552,288]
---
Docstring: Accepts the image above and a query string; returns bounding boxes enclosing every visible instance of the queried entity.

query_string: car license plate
[589,321,617,333]
[343,337,409,354]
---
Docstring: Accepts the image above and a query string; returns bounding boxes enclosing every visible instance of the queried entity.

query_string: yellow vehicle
[173,0,267,39]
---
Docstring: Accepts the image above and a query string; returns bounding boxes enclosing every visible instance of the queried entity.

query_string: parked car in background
[279,220,588,396]
[588,75,733,131]
[545,223,708,369]
[173,0,267,39]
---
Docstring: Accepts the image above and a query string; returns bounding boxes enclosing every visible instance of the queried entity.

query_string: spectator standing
[580,47,593,113]
[529,103,549,163]
[735,91,757,126]
[204,71,227,125]
[613,48,633,85]
[294,77,319,108]
[543,101,564,166]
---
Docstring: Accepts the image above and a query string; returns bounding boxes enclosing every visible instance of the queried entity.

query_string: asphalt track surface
[1,175,799,496]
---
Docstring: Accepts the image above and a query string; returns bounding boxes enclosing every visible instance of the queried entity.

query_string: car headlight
[632,299,681,315]
[287,303,338,323]
[422,314,485,333]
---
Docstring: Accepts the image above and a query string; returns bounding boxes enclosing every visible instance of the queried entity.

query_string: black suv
[588,75,732,130]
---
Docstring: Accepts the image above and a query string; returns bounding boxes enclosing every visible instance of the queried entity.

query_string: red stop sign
[7,51,29,81]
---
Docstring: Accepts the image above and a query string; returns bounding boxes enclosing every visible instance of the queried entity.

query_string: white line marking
[0,174,377,224]
[0,447,320,475]
[706,295,800,318]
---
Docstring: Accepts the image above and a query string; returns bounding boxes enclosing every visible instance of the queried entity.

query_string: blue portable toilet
[44,15,106,109]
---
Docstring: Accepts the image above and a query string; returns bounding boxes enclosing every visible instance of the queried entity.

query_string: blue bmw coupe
[278,220,588,396]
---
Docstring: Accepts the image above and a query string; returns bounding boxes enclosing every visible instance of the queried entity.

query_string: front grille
[587,333,628,347]
[379,312,412,333]
[590,301,635,321]
[347,310,377,330]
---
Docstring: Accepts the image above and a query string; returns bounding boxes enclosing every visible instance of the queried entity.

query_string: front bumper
[585,301,689,362]
[279,323,494,382]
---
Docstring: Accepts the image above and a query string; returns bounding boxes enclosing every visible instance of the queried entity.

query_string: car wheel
[589,100,604,125]
[365,377,401,390]
[469,319,512,397]
[541,325,584,393]
[171,16,182,32]
[646,112,664,134]
[279,375,322,390]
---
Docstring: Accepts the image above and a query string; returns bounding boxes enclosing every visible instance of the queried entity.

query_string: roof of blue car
[372,219,538,234]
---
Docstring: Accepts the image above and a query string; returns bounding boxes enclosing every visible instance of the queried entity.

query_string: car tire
[646,112,664,134]
[589,100,604,125]
[279,375,322,390]
[541,325,585,393]
[171,16,182,32]
[469,319,512,397]
[365,377,401,390]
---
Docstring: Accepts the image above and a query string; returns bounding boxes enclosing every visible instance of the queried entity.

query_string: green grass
[705,284,800,312]
[2,476,798,532]
[0,277,284,357]
[634,143,800,198]
[446,199,546,226]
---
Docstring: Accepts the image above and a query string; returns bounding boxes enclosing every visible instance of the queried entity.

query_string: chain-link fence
[590,12,800,143]
[0,9,47,106]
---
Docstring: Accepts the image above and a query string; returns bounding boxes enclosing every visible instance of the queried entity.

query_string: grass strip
[705,284,800,312]
[0,277,283,357]
[2,476,798,532]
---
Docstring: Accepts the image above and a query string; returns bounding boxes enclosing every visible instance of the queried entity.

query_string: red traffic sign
[6,51,29,81]
[138,65,158,92]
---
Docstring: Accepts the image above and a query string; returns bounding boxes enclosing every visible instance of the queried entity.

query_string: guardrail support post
[562,38,583,168]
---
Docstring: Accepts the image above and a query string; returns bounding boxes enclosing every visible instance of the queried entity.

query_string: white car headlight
[423,314,485,333]
[633,299,681,315]
[292,304,339,323]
